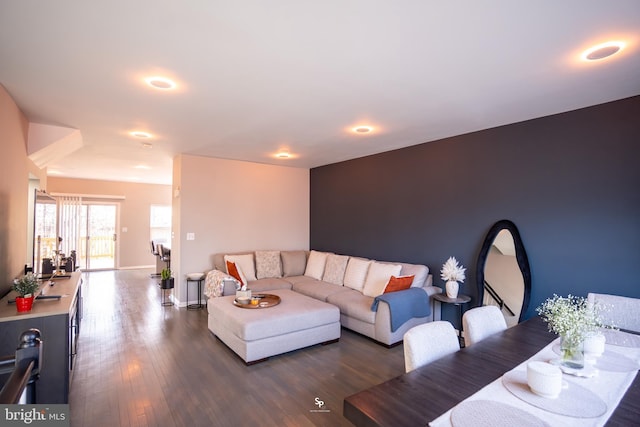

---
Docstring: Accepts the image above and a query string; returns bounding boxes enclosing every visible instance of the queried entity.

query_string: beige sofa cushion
[281,250,307,277]
[246,278,292,293]
[343,257,371,291]
[362,262,402,297]
[292,280,351,302]
[304,250,329,280]
[326,289,376,324]
[255,250,282,279]
[224,254,257,281]
[322,254,349,285]
[378,260,430,288]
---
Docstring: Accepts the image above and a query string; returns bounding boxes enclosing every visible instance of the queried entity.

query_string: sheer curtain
[57,195,82,264]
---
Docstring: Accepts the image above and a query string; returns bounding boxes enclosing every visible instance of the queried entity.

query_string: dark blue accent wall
[310,96,640,324]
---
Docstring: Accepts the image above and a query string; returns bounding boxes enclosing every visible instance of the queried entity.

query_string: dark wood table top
[343,316,640,427]
[432,293,471,305]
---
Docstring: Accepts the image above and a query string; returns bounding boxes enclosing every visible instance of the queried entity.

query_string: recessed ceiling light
[144,76,176,90]
[581,41,625,61]
[352,126,373,134]
[141,142,153,149]
[276,152,291,159]
[130,131,152,138]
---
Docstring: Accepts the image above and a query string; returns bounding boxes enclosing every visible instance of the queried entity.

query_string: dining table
[343,316,640,427]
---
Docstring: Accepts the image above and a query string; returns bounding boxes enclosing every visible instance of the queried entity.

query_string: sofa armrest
[372,286,442,345]
[423,285,443,320]
[423,273,433,287]
[423,285,441,297]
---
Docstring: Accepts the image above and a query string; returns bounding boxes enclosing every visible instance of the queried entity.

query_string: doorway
[77,203,118,271]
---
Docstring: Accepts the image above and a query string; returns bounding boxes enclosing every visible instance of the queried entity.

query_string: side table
[433,293,471,347]
[186,273,205,310]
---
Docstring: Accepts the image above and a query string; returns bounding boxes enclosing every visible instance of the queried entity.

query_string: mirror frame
[32,189,58,278]
[476,219,531,323]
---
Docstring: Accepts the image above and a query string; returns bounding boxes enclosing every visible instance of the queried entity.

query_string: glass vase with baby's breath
[536,294,605,369]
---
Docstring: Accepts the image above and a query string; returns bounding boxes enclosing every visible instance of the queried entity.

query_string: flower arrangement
[440,257,466,283]
[536,294,606,348]
[12,272,40,297]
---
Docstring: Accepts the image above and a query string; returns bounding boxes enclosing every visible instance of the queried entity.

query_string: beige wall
[0,84,46,296]
[47,178,171,268]
[172,154,309,305]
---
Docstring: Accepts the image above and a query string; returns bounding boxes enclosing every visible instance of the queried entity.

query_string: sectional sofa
[205,250,441,346]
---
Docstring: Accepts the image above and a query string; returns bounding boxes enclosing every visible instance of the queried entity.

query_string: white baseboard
[118,265,155,270]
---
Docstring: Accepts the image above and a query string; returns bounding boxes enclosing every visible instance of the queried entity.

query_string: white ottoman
[208,289,340,364]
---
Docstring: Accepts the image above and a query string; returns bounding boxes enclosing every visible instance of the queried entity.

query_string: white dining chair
[587,293,640,333]
[403,321,460,373]
[462,305,507,347]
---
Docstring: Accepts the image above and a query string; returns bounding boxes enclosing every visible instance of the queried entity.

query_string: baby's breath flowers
[536,294,606,348]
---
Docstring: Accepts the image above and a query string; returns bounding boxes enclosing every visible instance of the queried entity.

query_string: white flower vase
[445,280,459,298]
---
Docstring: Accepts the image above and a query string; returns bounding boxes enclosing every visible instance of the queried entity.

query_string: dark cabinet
[0,272,83,403]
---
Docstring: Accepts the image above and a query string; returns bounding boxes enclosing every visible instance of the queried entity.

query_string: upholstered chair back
[462,305,507,347]
[403,321,460,373]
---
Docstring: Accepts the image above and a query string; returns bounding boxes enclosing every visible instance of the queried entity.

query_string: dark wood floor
[69,269,405,427]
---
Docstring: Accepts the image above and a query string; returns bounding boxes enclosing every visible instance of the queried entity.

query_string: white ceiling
[1,1,639,185]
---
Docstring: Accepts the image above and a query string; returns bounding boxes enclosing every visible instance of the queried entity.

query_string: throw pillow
[383,275,415,293]
[225,260,247,287]
[362,262,402,297]
[281,250,307,276]
[343,257,371,291]
[322,254,349,285]
[224,254,256,281]
[304,250,329,280]
[255,250,282,279]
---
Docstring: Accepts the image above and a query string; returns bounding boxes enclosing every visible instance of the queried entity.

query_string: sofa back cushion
[281,250,308,276]
[322,254,350,285]
[377,260,429,288]
[224,254,257,281]
[343,257,371,292]
[362,262,402,297]
[304,250,330,280]
[399,263,430,288]
[214,251,253,271]
[255,250,282,279]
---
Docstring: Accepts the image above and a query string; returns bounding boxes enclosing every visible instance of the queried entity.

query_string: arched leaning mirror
[476,220,531,327]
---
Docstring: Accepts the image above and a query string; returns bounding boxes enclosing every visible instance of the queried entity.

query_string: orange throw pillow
[226,260,246,287]
[384,275,415,293]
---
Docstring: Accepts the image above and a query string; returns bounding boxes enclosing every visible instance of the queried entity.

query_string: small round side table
[433,293,471,347]
[186,273,205,310]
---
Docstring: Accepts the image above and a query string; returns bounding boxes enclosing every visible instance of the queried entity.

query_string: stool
[186,273,205,310]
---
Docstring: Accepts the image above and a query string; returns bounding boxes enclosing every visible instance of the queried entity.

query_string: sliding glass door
[78,203,118,271]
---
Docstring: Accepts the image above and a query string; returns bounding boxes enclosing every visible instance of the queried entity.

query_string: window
[150,205,171,245]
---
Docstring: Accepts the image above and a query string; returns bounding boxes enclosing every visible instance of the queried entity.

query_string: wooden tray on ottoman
[233,293,281,309]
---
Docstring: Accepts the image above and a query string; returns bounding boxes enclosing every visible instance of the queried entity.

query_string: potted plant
[13,272,40,312]
[160,267,174,289]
